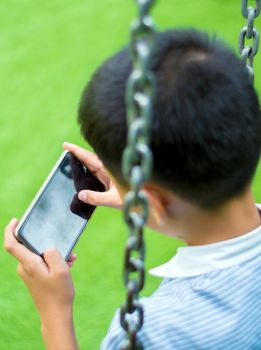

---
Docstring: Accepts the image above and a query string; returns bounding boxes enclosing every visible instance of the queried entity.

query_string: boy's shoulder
[102,253,261,349]
[102,217,261,349]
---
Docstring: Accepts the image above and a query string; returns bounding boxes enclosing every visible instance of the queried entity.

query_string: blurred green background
[1,0,261,349]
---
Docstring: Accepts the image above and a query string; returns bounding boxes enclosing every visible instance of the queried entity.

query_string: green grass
[1,0,261,349]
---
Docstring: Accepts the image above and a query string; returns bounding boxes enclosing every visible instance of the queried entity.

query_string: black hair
[78,29,261,209]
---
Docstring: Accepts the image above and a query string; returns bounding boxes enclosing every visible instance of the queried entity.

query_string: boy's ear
[142,183,170,226]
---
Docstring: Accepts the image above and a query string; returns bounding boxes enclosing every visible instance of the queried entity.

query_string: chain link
[239,0,261,80]
[119,0,157,349]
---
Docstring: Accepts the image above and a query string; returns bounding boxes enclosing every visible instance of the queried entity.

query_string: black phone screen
[17,152,105,259]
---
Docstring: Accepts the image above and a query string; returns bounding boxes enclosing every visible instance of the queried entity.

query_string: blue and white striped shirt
[101,206,261,349]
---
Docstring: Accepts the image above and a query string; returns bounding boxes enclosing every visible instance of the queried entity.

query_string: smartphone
[15,151,105,260]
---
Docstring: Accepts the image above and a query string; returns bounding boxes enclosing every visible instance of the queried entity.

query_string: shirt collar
[149,204,261,278]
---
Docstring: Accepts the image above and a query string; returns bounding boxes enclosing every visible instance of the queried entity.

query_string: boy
[4,29,261,349]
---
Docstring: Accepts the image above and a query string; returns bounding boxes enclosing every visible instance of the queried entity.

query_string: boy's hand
[4,219,75,327]
[63,142,123,209]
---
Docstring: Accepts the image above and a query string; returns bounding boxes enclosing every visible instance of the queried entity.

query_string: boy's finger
[63,142,111,189]
[4,219,43,266]
[63,142,103,171]
[78,189,122,208]
[5,218,19,232]
[43,248,69,274]
[67,261,74,268]
[67,253,77,268]
[4,219,42,265]
[67,253,77,262]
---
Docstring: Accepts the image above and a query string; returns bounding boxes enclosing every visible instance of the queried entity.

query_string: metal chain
[239,0,260,80]
[119,1,157,349]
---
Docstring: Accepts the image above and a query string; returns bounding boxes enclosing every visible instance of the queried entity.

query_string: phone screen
[17,152,105,259]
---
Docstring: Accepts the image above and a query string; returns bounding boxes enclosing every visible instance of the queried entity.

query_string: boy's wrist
[40,306,74,333]
[41,308,78,350]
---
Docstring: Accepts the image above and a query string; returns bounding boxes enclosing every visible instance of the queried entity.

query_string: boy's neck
[172,190,261,246]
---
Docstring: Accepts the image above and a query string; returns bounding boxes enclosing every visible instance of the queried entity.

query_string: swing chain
[120,0,156,349]
[239,0,260,79]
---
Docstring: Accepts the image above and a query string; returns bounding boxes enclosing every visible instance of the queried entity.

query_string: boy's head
[78,29,261,210]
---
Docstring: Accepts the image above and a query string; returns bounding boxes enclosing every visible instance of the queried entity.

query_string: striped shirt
[101,205,261,349]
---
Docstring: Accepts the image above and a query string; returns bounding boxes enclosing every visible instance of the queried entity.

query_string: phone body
[15,151,105,260]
